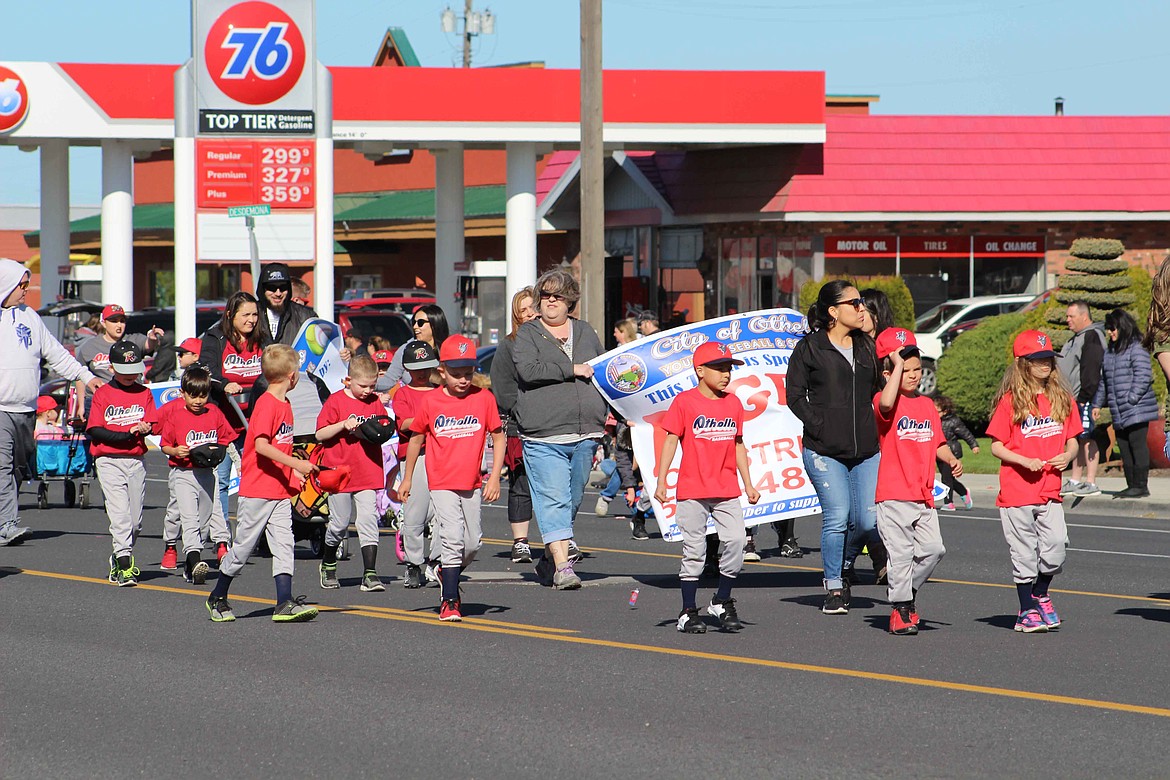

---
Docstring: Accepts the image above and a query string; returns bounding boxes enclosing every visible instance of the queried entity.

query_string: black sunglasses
[412,318,430,327]
[834,297,865,310]
[264,284,290,293]
[539,291,567,302]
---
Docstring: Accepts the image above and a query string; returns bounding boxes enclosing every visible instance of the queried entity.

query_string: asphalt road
[4,463,1170,779]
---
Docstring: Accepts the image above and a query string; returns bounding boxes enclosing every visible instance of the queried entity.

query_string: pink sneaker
[1014,608,1048,633]
[395,530,406,564]
[1035,596,1061,629]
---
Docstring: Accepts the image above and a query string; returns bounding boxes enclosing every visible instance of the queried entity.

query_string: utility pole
[441,3,495,68]
[579,0,605,336]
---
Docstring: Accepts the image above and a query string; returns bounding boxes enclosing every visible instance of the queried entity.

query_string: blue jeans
[598,458,620,500]
[803,449,879,590]
[522,439,599,544]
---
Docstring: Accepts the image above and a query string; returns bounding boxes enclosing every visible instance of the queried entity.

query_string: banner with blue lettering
[588,309,821,541]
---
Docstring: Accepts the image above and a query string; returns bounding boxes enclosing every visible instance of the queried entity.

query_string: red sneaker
[216,543,229,565]
[909,603,920,626]
[439,598,463,622]
[889,605,918,635]
[161,546,178,571]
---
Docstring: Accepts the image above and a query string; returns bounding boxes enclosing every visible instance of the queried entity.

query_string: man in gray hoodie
[1057,300,1107,497]
[0,259,100,544]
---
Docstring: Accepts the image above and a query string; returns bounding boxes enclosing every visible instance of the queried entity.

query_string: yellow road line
[352,603,579,634]
[15,565,1170,719]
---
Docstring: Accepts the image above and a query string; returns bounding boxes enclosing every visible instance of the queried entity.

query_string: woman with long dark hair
[384,303,451,387]
[1094,308,1159,498]
[201,291,263,536]
[787,280,881,615]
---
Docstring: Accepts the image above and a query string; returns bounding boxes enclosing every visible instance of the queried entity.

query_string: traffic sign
[228,204,271,218]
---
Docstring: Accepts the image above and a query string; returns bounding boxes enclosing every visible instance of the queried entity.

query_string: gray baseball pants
[96,456,146,558]
[0,411,33,537]
[999,502,1066,583]
[166,468,216,556]
[676,498,746,580]
[219,497,295,578]
[876,499,946,603]
[326,489,379,548]
[163,468,231,549]
[401,454,437,565]
[430,488,482,568]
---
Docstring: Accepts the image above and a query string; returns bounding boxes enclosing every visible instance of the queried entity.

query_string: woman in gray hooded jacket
[512,268,607,590]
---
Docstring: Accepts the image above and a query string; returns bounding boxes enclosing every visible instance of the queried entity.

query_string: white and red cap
[173,337,203,356]
[875,327,919,360]
[693,341,744,367]
[438,335,478,367]
[101,304,126,322]
[1013,329,1056,359]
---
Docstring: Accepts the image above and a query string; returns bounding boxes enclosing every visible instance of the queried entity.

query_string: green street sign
[228,204,271,218]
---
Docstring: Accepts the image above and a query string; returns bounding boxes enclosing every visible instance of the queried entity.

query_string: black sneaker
[631,517,650,541]
[743,539,761,562]
[841,581,852,607]
[676,607,707,634]
[708,596,743,631]
[534,553,555,586]
[842,566,857,587]
[778,539,803,558]
[511,539,532,563]
[185,561,210,585]
[822,590,849,615]
[404,563,423,589]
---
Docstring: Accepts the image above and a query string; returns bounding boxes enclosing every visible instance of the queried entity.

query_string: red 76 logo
[222,23,292,80]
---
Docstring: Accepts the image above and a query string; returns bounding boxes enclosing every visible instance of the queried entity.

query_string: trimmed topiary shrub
[936,312,1028,428]
[798,275,915,329]
[1054,289,1137,307]
[1067,238,1125,261]
[1065,258,1130,274]
[1056,274,1130,292]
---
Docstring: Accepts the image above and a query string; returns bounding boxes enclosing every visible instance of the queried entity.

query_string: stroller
[33,423,93,509]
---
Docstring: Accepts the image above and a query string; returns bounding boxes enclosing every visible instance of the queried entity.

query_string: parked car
[476,345,497,375]
[914,293,1034,394]
[940,288,1056,350]
[341,287,435,301]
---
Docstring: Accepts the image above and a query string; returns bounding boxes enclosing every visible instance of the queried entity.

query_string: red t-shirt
[410,387,501,491]
[392,384,435,459]
[240,391,297,500]
[218,338,263,429]
[660,387,745,501]
[316,389,387,492]
[986,393,1082,508]
[87,381,158,458]
[873,392,947,506]
[157,399,237,469]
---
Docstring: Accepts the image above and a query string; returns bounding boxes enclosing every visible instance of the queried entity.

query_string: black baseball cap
[111,342,145,375]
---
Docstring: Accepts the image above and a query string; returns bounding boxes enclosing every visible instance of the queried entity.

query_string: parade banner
[290,317,347,393]
[146,379,239,495]
[589,309,820,541]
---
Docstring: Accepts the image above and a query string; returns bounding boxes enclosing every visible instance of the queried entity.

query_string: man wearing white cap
[0,259,100,544]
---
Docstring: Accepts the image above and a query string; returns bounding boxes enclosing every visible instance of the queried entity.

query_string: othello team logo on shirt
[896,416,935,443]
[186,430,220,447]
[691,415,737,442]
[224,353,263,378]
[104,405,146,427]
[433,414,481,440]
[92,353,111,372]
[1021,414,1061,440]
[274,421,294,445]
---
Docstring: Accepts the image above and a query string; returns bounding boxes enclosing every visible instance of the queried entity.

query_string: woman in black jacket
[787,280,881,616]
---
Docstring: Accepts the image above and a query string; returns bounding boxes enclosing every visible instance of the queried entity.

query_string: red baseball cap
[172,337,203,356]
[875,327,919,360]
[373,350,393,367]
[692,341,744,367]
[101,304,126,322]
[313,465,352,494]
[36,395,58,415]
[438,335,478,367]
[1013,329,1056,359]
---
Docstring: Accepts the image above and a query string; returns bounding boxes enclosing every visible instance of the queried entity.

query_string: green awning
[334,185,505,223]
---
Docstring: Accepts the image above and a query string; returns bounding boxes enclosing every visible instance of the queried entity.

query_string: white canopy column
[38,139,69,306]
[505,142,537,309]
[100,139,134,308]
[434,144,465,332]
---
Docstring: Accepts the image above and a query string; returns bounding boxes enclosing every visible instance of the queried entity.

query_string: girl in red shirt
[987,330,1081,634]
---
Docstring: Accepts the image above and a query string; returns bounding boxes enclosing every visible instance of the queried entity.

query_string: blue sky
[1,0,1166,206]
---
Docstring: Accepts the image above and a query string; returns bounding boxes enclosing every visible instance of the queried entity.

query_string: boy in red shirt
[205,344,319,623]
[655,341,760,634]
[88,343,158,586]
[872,328,963,635]
[399,336,505,622]
[392,342,440,589]
[316,354,391,592]
[988,330,1080,633]
[158,364,237,585]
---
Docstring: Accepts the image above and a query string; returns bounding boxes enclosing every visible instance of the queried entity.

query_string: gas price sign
[197,139,315,209]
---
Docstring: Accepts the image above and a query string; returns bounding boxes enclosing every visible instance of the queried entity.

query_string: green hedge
[1054,289,1137,307]
[1056,274,1131,292]
[1069,238,1126,260]
[936,312,1027,427]
[1065,257,1129,274]
[798,275,916,329]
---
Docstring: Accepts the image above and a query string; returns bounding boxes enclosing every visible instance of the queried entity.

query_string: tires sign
[0,66,30,134]
[195,0,315,135]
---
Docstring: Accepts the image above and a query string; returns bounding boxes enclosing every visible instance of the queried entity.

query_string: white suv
[914,294,1034,395]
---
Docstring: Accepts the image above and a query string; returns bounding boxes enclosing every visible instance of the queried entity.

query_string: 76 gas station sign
[197,139,315,209]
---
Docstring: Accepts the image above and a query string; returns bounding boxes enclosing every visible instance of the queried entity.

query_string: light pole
[441,2,496,68]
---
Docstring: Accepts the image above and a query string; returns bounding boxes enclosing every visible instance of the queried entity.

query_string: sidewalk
[959,473,1170,518]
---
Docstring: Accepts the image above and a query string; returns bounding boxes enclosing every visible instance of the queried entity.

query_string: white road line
[945,511,1170,535]
[1068,547,1170,560]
